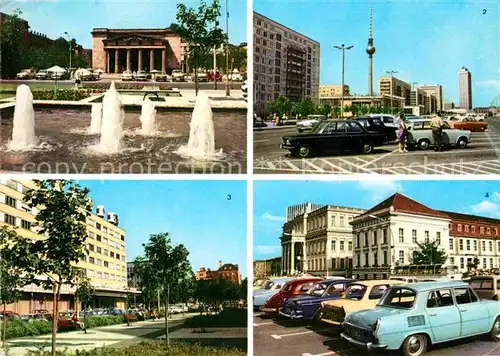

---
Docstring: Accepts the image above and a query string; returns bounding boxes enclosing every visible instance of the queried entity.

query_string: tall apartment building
[281,205,366,276]
[286,203,324,222]
[351,193,500,280]
[420,85,443,112]
[459,67,473,110]
[379,76,412,106]
[253,12,320,114]
[319,85,350,99]
[0,179,128,314]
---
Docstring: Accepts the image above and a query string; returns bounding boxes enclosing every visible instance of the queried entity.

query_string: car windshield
[123,71,131,74]
[325,282,347,296]
[344,284,367,300]
[379,287,417,309]
[307,282,329,296]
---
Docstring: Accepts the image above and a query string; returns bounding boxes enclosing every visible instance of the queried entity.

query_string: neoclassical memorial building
[91,28,186,74]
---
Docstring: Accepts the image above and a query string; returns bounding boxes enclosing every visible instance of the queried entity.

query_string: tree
[317,103,332,117]
[239,278,247,301]
[139,233,192,346]
[332,106,341,118]
[171,0,226,95]
[412,240,447,265]
[0,228,29,346]
[4,180,91,356]
[0,9,27,78]
[272,96,292,116]
[134,257,159,311]
[74,275,94,334]
[297,98,316,117]
[467,257,480,270]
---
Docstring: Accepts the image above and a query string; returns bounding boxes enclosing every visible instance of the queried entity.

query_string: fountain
[89,103,102,134]
[176,91,223,160]
[139,97,157,135]
[7,85,37,151]
[97,81,124,153]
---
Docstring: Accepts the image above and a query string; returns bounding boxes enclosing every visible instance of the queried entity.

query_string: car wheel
[362,143,374,154]
[490,316,500,341]
[402,334,428,356]
[457,137,468,149]
[419,139,430,150]
[297,145,312,158]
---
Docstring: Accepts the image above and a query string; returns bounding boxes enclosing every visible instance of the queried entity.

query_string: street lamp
[64,32,72,73]
[386,70,398,114]
[334,44,354,119]
[224,0,230,97]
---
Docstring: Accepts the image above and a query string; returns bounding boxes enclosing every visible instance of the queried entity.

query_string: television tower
[366,8,376,95]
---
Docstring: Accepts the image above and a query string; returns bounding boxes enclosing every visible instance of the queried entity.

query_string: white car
[228,69,243,81]
[406,119,471,150]
[296,115,325,132]
[197,71,208,82]
[171,69,185,82]
[121,70,133,81]
[365,114,399,129]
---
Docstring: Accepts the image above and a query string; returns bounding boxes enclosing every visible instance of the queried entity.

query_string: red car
[260,277,322,316]
[207,70,222,82]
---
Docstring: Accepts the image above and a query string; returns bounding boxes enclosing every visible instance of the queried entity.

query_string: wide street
[0,78,242,91]
[254,117,500,175]
[254,312,500,356]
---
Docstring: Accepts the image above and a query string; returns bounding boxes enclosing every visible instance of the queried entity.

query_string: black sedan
[352,116,397,144]
[281,120,386,158]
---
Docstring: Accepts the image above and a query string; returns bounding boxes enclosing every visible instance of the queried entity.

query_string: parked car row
[255,275,500,356]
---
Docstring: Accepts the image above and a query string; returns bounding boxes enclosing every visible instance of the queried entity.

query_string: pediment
[103,34,164,46]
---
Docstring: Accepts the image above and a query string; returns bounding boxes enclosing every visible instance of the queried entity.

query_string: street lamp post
[334,44,354,119]
[64,32,72,75]
[386,70,398,114]
[225,0,230,97]
[213,46,217,90]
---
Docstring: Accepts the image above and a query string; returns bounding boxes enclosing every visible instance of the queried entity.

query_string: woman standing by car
[397,114,408,153]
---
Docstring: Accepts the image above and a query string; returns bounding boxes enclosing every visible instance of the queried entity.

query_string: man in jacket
[430,114,444,152]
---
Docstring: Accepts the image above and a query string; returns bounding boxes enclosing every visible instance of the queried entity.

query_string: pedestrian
[431,113,444,152]
[282,112,288,123]
[397,113,408,153]
[274,113,279,127]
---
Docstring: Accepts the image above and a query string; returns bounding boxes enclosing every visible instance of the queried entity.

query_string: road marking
[462,162,499,175]
[284,160,301,171]
[271,330,315,339]
[302,352,336,356]
[254,139,270,143]
[336,157,377,174]
[486,342,500,355]
[302,160,327,172]
[319,159,352,173]
[361,149,397,168]
[253,322,274,326]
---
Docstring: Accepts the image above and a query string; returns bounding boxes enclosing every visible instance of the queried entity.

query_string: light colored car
[228,69,243,81]
[366,114,399,129]
[406,119,471,150]
[469,275,500,300]
[319,280,403,326]
[197,71,208,82]
[296,115,325,132]
[135,70,148,81]
[253,277,294,310]
[17,69,36,79]
[390,276,420,283]
[121,70,133,81]
[171,69,186,82]
[154,72,169,82]
[341,281,500,356]
[35,69,50,80]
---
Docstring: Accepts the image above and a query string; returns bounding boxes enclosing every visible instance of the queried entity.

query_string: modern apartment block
[253,12,320,114]
[378,76,412,106]
[351,193,500,280]
[319,85,350,99]
[420,84,443,112]
[281,204,366,276]
[286,202,323,222]
[0,179,128,314]
[459,67,473,110]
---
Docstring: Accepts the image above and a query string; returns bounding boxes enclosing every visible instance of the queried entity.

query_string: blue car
[279,278,352,321]
[341,280,500,356]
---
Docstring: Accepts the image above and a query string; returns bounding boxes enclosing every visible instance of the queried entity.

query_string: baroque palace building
[91,28,185,74]
[280,194,500,280]
[0,179,130,314]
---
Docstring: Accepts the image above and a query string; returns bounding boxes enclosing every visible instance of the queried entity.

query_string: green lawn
[0,93,15,99]
[0,82,72,92]
[23,341,247,356]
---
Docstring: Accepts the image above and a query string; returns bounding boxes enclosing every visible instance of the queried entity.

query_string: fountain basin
[0,107,246,174]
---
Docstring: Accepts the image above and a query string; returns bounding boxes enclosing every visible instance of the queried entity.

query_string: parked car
[121,70,133,81]
[228,69,243,81]
[319,280,402,326]
[51,71,68,80]
[135,70,148,81]
[282,120,387,158]
[340,281,500,356]
[448,117,488,132]
[389,276,421,283]
[470,275,500,300]
[197,71,208,82]
[261,277,322,316]
[279,279,352,321]
[254,277,270,290]
[0,311,21,320]
[406,120,471,150]
[253,277,294,311]
[352,116,397,144]
[366,114,399,129]
[155,72,169,82]
[171,69,186,82]
[35,69,50,80]
[16,69,36,79]
[296,115,325,132]
[207,70,222,82]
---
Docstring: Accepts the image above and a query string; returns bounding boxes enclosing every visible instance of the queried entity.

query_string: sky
[77,180,247,277]
[254,0,500,107]
[254,180,500,260]
[3,0,247,47]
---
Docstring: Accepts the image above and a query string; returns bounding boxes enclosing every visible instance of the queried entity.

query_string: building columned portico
[92,28,183,74]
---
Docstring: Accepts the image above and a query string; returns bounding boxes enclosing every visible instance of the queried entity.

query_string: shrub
[4,319,52,339]
[84,315,124,329]
[32,89,93,101]
[81,83,171,91]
